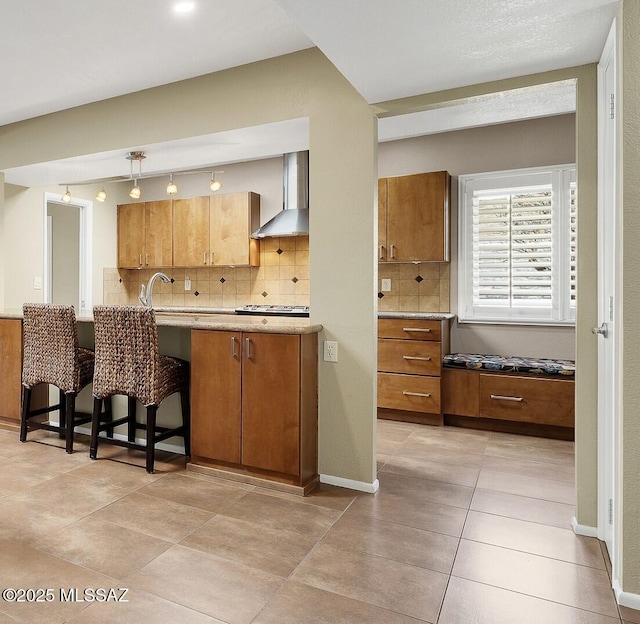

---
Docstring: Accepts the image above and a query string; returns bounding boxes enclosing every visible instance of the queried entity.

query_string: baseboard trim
[571,517,598,537]
[320,474,379,493]
[614,579,640,610]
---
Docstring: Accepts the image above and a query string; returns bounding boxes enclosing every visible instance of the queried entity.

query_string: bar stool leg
[58,388,66,439]
[20,386,31,443]
[65,393,76,454]
[146,405,157,474]
[127,397,137,443]
[180,389,191,457]
[89,397,103,460]
[104,397,114,438]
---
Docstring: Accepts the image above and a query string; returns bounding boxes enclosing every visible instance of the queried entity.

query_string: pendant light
[95,188,107,202]
[129,179,141,199]
[126,151,146,200]
[166,174,178,195]
[62,186,72,203]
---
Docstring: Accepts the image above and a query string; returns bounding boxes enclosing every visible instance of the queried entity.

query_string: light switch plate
[33,276,42,290]
[185,278,191,291]
[381,278,392,292]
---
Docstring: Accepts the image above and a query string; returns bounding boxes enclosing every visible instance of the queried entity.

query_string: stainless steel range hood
[251,151,309,238]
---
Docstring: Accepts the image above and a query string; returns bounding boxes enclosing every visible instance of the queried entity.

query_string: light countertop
[378,311,455,320]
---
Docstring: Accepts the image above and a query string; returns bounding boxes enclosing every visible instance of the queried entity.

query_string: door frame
[596,18,621,586]
[43,192,93,312]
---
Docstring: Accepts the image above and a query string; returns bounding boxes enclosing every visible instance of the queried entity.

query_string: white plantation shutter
[459,166,576,324]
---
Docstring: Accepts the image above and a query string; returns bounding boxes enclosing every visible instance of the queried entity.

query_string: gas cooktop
[235,305,310,317]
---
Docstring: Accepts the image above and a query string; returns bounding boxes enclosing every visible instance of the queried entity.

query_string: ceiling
[1,0,619,188]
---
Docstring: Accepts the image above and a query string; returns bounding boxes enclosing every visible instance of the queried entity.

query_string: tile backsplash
[378,262,450,313]
[104,236,309,308]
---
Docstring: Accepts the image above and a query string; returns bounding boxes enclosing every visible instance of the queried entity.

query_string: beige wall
[47,202,80,309]
[621,0,640,595]
[0,49,378,487]
[378,115,577,360]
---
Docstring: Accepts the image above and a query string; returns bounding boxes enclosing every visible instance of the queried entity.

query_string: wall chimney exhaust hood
[252,151,309,238]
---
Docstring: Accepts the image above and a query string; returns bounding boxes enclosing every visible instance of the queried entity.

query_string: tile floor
[0,420,637,623]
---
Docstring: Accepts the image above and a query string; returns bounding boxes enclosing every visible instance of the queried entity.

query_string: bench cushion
[443,353,575,377]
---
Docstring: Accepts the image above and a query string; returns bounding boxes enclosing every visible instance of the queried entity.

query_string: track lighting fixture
[210,171,223,192]
[95,188,107,202]
[62,186,72,203]
[129,179,141,199]
[166,174,178,195]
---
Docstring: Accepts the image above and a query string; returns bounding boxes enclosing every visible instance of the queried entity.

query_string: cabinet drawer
[378,373,441,413]
[378,339,441,376]
[479,374,574,427]
[378,318,441,341]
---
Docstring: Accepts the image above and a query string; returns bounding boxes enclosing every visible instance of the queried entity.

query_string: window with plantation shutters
[459,166,576,325]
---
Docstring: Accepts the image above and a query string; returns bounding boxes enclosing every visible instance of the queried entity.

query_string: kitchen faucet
[139,272,171,308]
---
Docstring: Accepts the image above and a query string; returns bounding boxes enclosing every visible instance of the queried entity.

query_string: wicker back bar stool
[20,303,102,453]
[89,305,190,473]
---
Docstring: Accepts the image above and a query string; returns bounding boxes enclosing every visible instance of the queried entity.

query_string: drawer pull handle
[490,394,524,402]
[403,391,432,398]
[403,356,432,361]
[402,327,432,333]
[379,245,385,260]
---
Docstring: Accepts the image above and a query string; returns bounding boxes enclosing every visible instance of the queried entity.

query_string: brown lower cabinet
[190,330,318,492]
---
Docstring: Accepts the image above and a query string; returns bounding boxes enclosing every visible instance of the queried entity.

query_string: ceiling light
[62,186,72,203]
[210,171,223,192]
[174,2,195,14]
[129,179,141,199]
[167,174,178,195]
[95,188,107,202]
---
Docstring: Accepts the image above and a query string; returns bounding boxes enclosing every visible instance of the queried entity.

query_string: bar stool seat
[20,303,96,453]
[89,305,190,473]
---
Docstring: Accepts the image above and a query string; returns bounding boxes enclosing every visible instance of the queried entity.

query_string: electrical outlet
[323,340,338,362]
[381,278,392,292]
[33,276,42,290]
[185,278,191,291]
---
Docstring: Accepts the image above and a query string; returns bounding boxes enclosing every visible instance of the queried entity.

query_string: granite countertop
[378,311,456,320]
[0,307,322,335]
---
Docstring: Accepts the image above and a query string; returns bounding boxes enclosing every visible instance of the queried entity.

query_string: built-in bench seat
[441,353,575,439]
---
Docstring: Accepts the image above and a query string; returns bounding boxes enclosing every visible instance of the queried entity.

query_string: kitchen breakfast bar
[0,309,322,496]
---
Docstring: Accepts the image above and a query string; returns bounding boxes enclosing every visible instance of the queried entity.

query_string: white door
[596,20,619,571]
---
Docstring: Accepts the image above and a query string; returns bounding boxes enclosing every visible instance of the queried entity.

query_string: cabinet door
[144,200,173,267]
[241,333,300,475]
[190,330,242,463]
[210,192,260,266]
[378,178,388,261]
[117,203,145,268]
[172,196,210,267]
[0,320,24,422]
[386,171,450,262]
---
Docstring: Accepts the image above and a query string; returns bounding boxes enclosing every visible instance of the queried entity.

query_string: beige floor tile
[0,459,58,492]
[253,481,357,512]
[348,489,468,537]
[404,430,490,455]
[93,446,188,473]
[481,454,575,483]
[440,576,621,624]
[0,538,118,624]
[452,539,619,618]
[486,432,575,465]
[128,544,283,624]
[291,542,448,622]
[253,580,426,624]
[90,492,214,542]
[321,512,458,574]
[181,514,318,577]
[66,460,165,490]
[377,420,416,443]
[471,488,575,529]
[378,471,474,508]
[68,588,225,623]
[601,540,614,580]
[34,515,172,580]
[477,469,575,504]
[0,610,19,623]
[463,510,605,568]
[138,472,249,512]
[219,491,341,540]
[377,454,390,472]
[377,437,404,456]
[620,605,640,624]
[396,442,486,468]
[380,454,480,487]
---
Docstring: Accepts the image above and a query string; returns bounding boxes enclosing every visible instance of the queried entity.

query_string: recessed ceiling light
[174,1,195,14]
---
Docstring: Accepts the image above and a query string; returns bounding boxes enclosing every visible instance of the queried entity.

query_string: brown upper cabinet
[117,200,173,268]
[118,192,261,268]
[378,171,450,262]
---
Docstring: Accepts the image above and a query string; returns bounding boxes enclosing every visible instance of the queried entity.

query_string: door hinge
[610,93,615,120]
[609,498,613,524]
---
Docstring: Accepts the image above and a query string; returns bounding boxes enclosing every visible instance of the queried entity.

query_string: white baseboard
[320,474,379,493]
[614,579,640,610]
[571,516,598,537]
